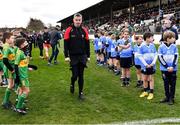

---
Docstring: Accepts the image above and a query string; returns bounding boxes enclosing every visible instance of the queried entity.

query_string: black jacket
[64,25,90,58]
[43,32,50,44]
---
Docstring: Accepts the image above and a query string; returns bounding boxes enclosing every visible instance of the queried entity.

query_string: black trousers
[29,43,32,57]
[38,43,43,56]
[71,63,85,94]
[49,44,59,63]
[162,71,177,99]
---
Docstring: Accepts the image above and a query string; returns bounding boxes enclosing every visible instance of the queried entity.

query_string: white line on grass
[112,117,180,125]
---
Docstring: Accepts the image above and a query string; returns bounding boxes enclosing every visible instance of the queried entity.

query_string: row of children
[93,30,178,105]
[0,32,37,114]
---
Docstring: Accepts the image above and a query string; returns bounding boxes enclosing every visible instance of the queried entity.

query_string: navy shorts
[120,57,133,68]
[135,65,141,69]
[141,67,155,75]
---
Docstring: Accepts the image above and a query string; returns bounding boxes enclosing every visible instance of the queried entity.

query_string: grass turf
[0,41,180,124]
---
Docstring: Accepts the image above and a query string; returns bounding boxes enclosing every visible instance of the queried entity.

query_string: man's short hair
[55,25,60,30]
[73,13,82,18]
[163,30,175,41]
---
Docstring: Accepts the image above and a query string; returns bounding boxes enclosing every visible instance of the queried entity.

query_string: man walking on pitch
[64,13,90,100]
[48,25,61,65]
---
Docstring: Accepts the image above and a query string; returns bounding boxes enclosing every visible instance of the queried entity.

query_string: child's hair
[135,35,143,41]
[94,33,98,38]
[108,32,113,36]
[104,32,108,36]
[163,30,175,41]
[123,29,129,34]
[143,32,153,41]
[2,32,13,43]
[15,37,26,48]
[101,31,105,35]
[111,34,116,39]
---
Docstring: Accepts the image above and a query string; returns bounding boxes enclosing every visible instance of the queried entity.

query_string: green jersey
[0,49,3,61]
[3,43,16,78]
[0,49,4,71]
[3,43,15,65]
[15,49,28,79]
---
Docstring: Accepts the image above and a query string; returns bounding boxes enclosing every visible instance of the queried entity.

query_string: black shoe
[160,98,169,103]
[22,106,29,111]
[114,71,120,76]
[168,99,174,105]
[47,62,52,66]
[14,108,27,115]
[70,85,74,94]
[136,84,140,88]
[13,104,29,111]
[2,101,12,109]
[136,83,143,88]
[24,99,28,103]
[136,81,141,88]
[0,83,8,88]
[54,61,59,65]
[121,82,126,87]
[126,82,130,86]
[79,92,85,100]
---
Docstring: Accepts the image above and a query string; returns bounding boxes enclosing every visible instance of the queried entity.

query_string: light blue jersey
[138,42,157,70]
[110,39,117,57]
[116,39,122,58]
[133,44,141,65]
[106,37,112,53]
[100,36,106,49]
[96,37,103,50]
[158,43,179,71]
[94,38,99,51]
[118,38,133,58]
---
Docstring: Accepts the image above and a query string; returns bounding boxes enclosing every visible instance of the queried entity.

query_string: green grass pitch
[0,41,180,124]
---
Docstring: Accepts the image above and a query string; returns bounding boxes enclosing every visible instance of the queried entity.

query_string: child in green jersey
[14,37,30,115]
[0,40,5,87]
[2,32,15,109]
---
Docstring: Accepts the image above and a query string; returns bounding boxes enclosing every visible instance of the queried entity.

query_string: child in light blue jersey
[158,31,178,105]
[133,36,143,87]
[98,32,105,66]
[99,31,106,65]
[105,32,113,62]
[139,32,157,100]
[114,32,124,76]
[117,30,133,86]
[96,32,104,66]
[108,34,118,72]
[94,34,100,64]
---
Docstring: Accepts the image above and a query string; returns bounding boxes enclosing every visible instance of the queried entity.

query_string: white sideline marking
[112,117,180,125]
